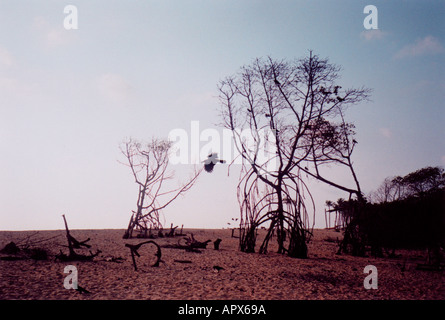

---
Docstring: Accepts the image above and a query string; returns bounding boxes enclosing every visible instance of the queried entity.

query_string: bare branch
[121,138,201,238]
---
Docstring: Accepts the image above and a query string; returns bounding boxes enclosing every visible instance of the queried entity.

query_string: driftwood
[0,232,61,261]
[55,249,101,262]
[182,234,211,249]
[0,242,20,254]
[55,215,101,262]
[0,243,26,261]
[166,224,178,237]
[1,240,50,261]
[130,223,186,239]
[162,234,211,253]
[176,224,185,236]
[14,232,60,250]
[125,241,162,271]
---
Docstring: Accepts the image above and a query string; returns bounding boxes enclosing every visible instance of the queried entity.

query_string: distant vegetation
[333,166,445,259]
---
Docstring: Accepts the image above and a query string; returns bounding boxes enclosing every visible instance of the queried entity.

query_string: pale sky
[0,0,444,230]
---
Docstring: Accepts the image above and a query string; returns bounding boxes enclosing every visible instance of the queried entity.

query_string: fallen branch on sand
[125,240,162,271]
[1,241,49,261]
[0,232,62,261]
[162,234,212,253]
[55,214,101,262]
[55,249,101,262]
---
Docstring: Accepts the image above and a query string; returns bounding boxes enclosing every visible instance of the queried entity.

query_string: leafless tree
[218,51,370,258]
[120,138,201,239]
[368,177,403,203]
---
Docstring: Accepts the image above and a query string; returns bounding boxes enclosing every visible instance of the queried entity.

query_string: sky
[0,0,444,231]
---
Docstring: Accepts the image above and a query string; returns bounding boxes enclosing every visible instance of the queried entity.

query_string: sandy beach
[0,228,443,300]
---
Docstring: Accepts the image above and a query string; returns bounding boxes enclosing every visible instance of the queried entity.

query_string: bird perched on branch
[333,85,342,95]
[319,86,332,95]
[203,153,226,173]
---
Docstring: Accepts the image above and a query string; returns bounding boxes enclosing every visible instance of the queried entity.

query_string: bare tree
[218,51,370,258]
[120,138,201,239]
[368,177,403,203]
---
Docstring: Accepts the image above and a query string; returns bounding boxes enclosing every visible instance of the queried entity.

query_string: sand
[0,228,443,300]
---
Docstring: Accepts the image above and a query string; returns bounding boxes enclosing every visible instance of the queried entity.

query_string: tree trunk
[288,225,308,258]
[239,224,257,253]
[276,183,286,254]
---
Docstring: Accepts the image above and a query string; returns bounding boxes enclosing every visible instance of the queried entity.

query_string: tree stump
[214,239,222,250]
